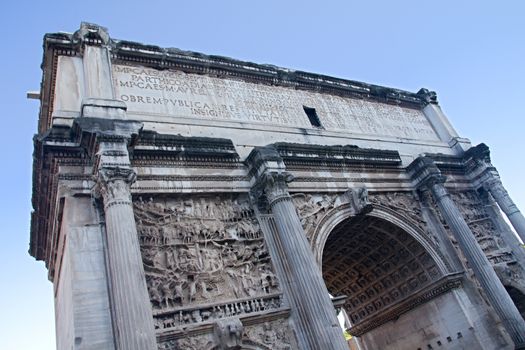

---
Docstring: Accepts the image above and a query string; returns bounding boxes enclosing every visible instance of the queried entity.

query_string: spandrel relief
[292,193,337,236]
[292,188,372,242]
[133,194,282,330]
[369,192,429,236]
[158,334,214,350]
[449,191,513,265]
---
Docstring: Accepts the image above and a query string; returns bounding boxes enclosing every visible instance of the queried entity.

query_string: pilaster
[248,146,348,350]
[419,94,471,153]
[73,22,114,100]
[410,156,525,349]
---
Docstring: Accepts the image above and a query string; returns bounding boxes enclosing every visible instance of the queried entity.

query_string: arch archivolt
[309,202,450,275]
[308,197,463,336]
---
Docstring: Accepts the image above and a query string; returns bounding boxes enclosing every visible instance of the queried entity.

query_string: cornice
[30,145,89,265]
[348,273,463,336]
[407,144,494,186]
[273,142,402,169]
[30,125,243,264]
[41,25,436,131]
[111,40,429,108]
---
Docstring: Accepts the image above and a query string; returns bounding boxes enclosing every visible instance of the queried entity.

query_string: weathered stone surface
[30,23,525,350]
[112,64,439,142]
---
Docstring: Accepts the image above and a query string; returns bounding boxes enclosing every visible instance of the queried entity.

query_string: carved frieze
[158,333,214,350]
[133,194,281,332]
[153,294,284,331]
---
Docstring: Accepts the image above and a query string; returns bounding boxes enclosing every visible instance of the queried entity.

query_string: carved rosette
[95,166,136,208]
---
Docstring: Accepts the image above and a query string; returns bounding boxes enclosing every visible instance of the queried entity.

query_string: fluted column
[482,175,525,243]
[96,165,157,350]
[249,147,348,350]
[76,113,156,349]
[466,144,525,243]
[411,157,525,349]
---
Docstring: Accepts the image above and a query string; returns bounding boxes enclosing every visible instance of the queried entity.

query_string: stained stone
[30,22,525,350]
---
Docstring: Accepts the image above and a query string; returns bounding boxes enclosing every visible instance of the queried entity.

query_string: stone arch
[310,203,449,274]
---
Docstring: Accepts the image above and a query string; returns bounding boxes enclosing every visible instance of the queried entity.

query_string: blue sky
[1,1,524,349]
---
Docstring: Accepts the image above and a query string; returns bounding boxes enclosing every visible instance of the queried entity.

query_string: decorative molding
[349,273,462,336]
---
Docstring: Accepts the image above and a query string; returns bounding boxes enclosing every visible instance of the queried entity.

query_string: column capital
[408,156,447,192]
[98,166,137,185]
[247,145,294,207]
[259,170,295,205]
[481,174,503,192]
[94,166,136,208]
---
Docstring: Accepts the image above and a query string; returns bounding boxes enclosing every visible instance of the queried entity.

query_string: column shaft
[249,146,348,350]
[431,182,525,349]
[485,178,525,243]
[268,195,348,350]
[98,169,157,350]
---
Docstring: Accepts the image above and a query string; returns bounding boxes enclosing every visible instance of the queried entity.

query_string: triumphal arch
[30,23,525,349]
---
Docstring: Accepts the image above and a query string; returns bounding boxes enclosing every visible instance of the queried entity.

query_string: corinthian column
[249,147,348,350]
[482,175,525,243]
[76,114,157,349]
[410,157,525,349]
[96,166,157,350]
[466,144,525,244]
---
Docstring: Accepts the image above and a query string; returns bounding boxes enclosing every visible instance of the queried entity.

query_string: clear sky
[1,1,524,349]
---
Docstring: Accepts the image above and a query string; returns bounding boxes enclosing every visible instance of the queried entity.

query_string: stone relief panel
[369,191,434,244]
[158,334,214,350]
[292,193,338,238]
[157,318,297,350]
[292,187,371,242]
[133,194,282,332]
[243,318,297,350]
[449,190,514,265]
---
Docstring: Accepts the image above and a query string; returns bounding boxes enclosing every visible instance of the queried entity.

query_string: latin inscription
[113,65,439,141]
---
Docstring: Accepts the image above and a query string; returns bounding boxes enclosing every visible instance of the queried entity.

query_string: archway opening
[321,215,443,337]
